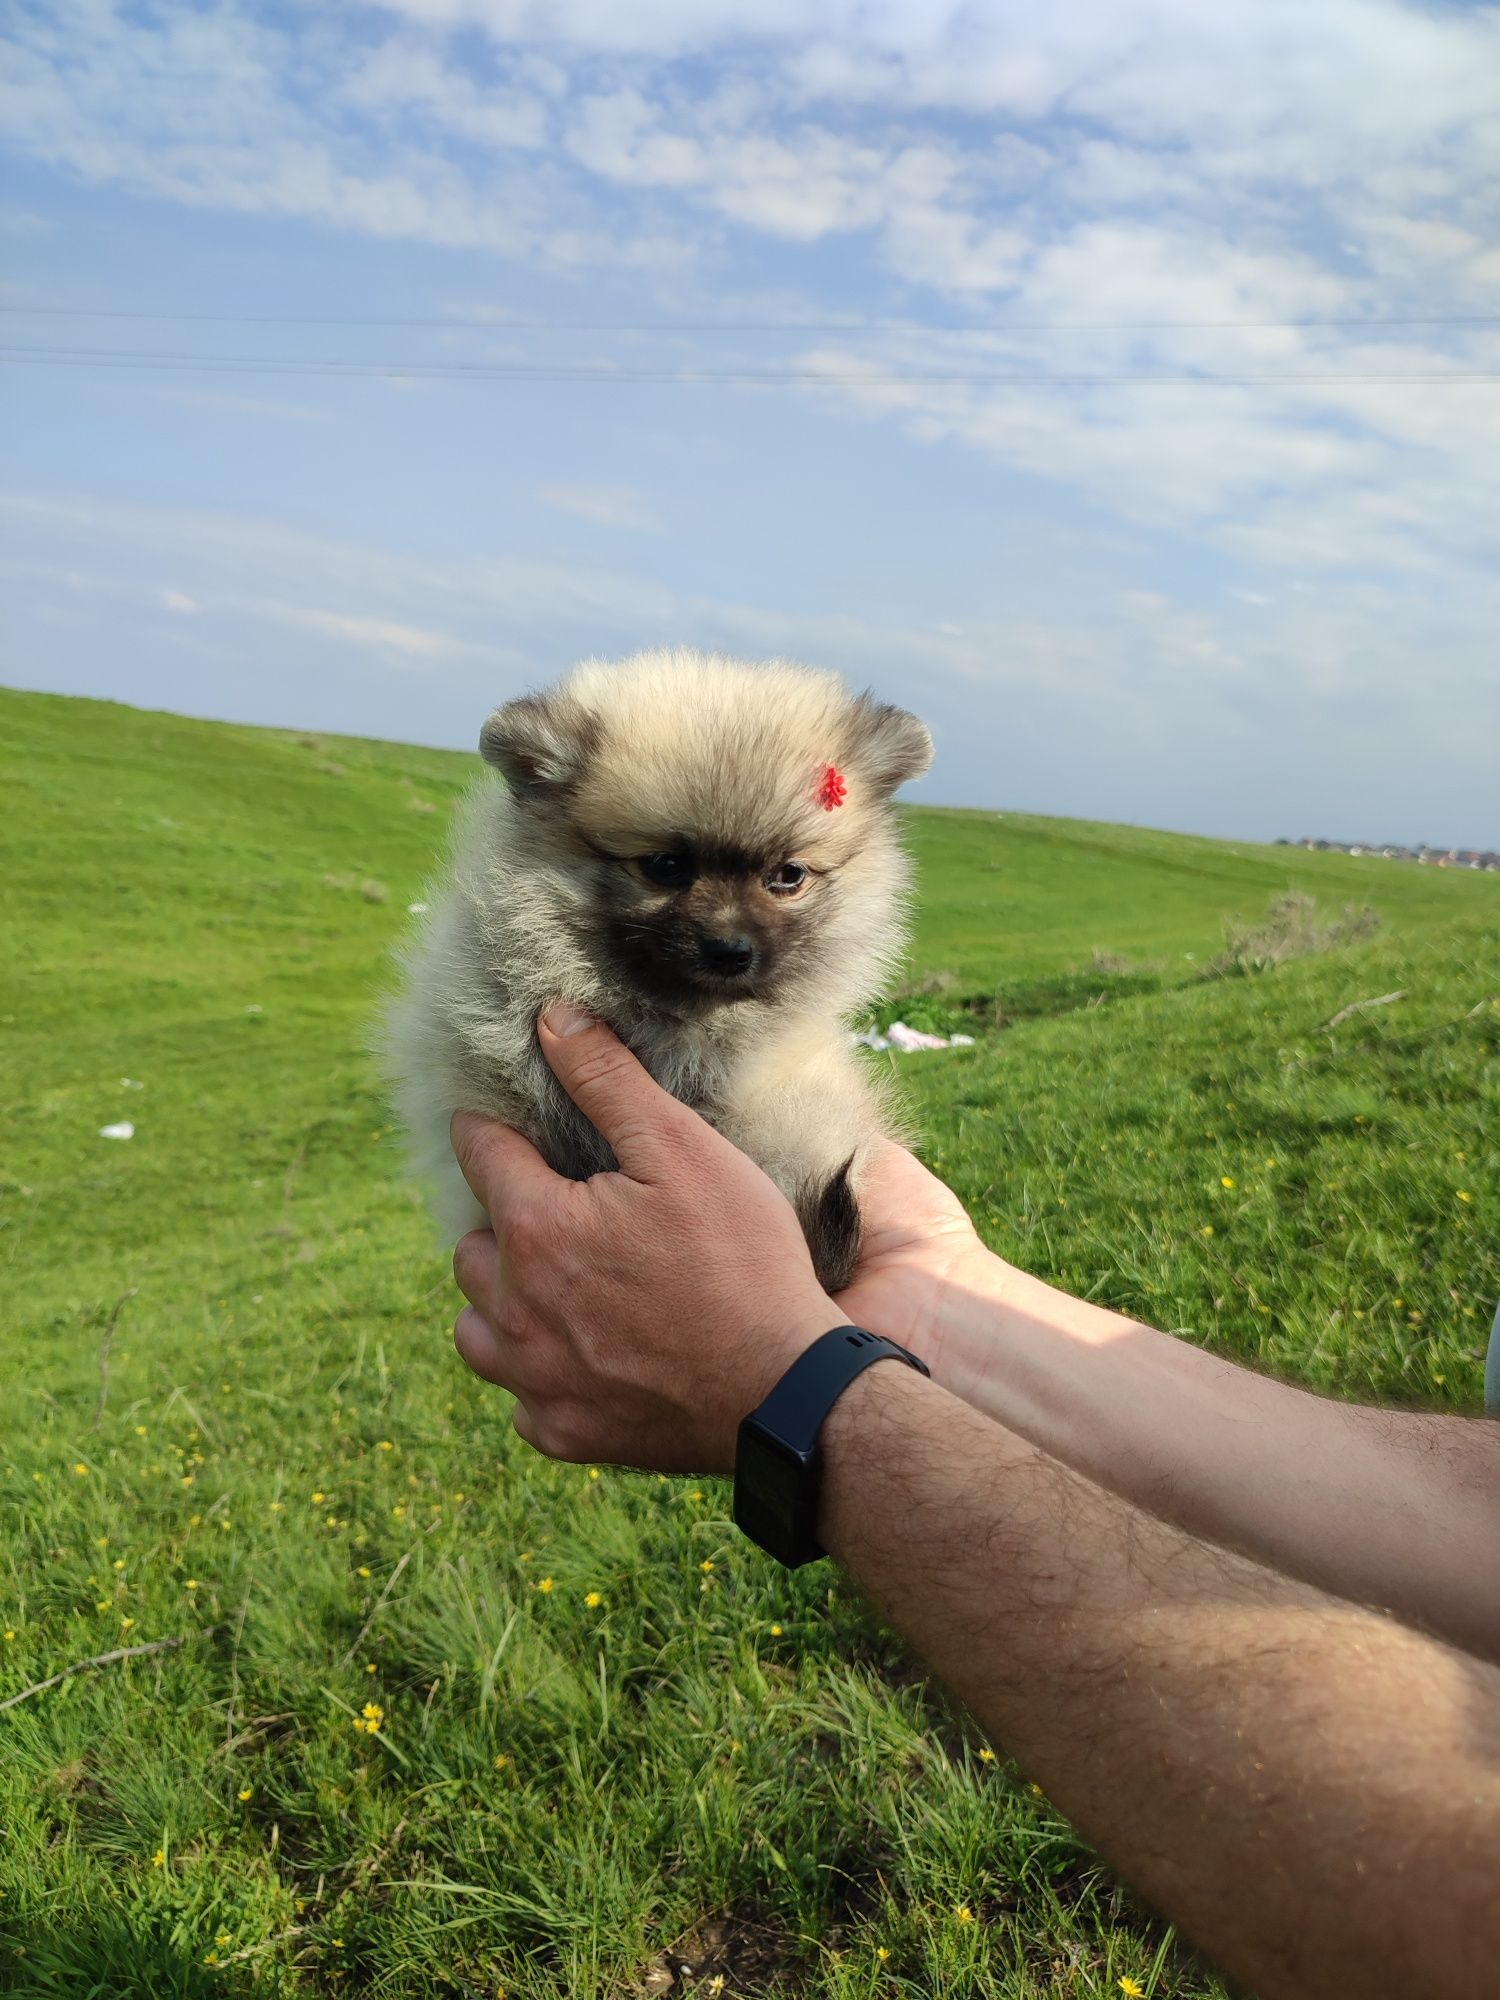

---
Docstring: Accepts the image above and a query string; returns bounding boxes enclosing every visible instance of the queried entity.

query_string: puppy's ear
[846,694,933,797]
[479,693,596,804]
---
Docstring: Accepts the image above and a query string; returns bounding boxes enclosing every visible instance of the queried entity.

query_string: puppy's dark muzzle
[700,935,755,979]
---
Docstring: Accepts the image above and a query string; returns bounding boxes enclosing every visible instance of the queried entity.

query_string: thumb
[537,1004,695,1179]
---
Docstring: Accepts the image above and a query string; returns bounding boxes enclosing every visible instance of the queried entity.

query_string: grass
[1,685,1496,1997]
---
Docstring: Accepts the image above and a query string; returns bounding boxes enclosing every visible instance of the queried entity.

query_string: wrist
[733,1325,931,1566]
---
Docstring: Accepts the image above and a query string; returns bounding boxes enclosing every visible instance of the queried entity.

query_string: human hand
[833,1137,994,1382]
[450,1006,838,1475]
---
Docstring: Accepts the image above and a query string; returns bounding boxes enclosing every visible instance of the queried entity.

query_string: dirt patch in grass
[629,1901,800,1996]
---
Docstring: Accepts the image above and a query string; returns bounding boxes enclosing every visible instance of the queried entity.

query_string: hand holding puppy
[451,1006,839,1475]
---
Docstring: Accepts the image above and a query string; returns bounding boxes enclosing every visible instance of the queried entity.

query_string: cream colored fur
[381,648,931,1283]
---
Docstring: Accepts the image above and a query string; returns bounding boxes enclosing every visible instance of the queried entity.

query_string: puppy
[384,647,931,1292]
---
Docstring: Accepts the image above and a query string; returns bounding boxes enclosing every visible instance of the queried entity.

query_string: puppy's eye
[766,861,808,896]
[639,852,694,890]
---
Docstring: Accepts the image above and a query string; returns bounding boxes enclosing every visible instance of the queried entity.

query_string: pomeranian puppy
[384,647,931,1292]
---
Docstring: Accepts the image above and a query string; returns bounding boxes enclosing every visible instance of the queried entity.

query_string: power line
[3,302,1500,335]
[1,345,1496,387]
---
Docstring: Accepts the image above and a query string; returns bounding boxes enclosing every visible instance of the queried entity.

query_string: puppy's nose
[701,934,755,978]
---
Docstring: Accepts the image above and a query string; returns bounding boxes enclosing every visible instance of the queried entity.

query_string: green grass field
[2,686,1496,1998]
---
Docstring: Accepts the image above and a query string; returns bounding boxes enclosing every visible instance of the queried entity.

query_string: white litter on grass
[99,1121,135,1141]
[245,1004,263,1015]
[853,1022,978,1054]
[407,901,429,915]
[120,1077,145,1089]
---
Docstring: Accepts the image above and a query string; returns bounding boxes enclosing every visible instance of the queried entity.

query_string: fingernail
[543,1002,597,1037]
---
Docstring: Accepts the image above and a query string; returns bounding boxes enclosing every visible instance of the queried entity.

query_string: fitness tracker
[733,1325,930,1568]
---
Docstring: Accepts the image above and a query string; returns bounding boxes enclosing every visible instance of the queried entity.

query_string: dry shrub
[1205,891,1381,978]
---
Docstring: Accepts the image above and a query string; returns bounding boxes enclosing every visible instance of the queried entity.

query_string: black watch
[733,1325,930,1568]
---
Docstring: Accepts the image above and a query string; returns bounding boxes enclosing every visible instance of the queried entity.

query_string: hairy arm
[840,1139,1500,1663]
[816,1360,1500,2000]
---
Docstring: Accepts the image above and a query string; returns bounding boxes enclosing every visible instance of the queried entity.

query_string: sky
[2,1,1499,846]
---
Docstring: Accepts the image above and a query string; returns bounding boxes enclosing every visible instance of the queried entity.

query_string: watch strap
[749,1325,929,1457]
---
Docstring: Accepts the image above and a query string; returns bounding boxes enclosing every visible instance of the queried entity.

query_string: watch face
[734,1420,818,1567]
[736,1424,803,1518]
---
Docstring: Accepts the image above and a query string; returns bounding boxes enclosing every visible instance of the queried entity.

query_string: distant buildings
[1278,838,1500,870]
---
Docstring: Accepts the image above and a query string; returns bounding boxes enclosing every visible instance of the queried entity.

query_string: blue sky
[3,1,1499,844]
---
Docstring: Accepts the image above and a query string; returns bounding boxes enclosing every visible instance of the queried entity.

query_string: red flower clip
[816,764,847,811]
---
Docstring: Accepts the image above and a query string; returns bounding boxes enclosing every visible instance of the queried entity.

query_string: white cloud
[252,602,454,661]
[538,481,660,529]
[160,589,198,614]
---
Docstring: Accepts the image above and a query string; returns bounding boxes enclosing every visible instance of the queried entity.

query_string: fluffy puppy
[384,647,931,1292]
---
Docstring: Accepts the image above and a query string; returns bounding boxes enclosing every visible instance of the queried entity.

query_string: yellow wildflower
[1457,1190,1472,1203]
[954,1904,974,1924]
[361,1701,384,1726]
[134,1425,147,1436]
[2,1630,14,1642]
[120,1616,136,1630]
[73,1463,89,1477]
[152,1849,166,1867]
[699,1559,715,1574]
[876,1945,891,1962]
[96,1599,110,1612]
[584,1591,603,1608]
[216,1931,232,1947]
[1119,1980,1145,1998]
[587,1468,600,1480]
[769,1623,783,1637]
[494,1753,510,1769]
[1200,1225,1214,1237]
[356,1565,371,1578]
[537,1576,554,1593]
[376,1440,393,1451]
[311,1491,325,1505]
[238,1788,253,1801]
[1220,1176,1235,1190]
[977,1747,996,1763]
[185,1579,198,1591]
[365,1661,377,1674]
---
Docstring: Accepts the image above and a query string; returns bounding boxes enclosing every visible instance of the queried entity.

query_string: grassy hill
[2,686,1496,1997]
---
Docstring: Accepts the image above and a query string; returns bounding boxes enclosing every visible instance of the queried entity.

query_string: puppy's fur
[383,648,931,1291]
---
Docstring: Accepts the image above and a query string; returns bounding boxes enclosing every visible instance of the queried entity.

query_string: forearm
[925,1253,1500,1661]
[820,1364,1500,2000]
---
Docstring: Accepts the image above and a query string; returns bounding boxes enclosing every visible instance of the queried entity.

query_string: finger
[536,1005,695,1180]
[451,1111,560,1224]
[453,1305,519,1390]
[452,1228,502,1316]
